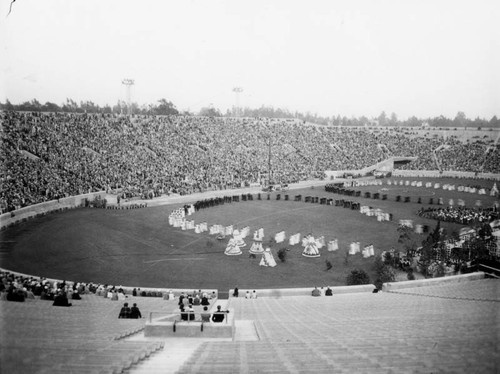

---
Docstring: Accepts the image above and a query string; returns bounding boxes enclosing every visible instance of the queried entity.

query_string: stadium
[2,1,500,373]
[1,112,499,373]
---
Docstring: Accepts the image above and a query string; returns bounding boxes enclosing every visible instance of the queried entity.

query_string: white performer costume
[224,238,242,256]
[249,241,265,254]
[302,234,320,258]
[259,247,277,267]
[232,229,246,248]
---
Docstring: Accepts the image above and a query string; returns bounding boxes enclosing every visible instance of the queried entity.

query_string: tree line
[1,98,499,128]
[0,98,181,116]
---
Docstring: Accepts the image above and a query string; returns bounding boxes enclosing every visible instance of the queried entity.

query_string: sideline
[118,179,330,208]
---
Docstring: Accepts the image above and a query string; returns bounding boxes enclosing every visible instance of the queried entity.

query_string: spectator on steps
[178,292,186,306]
[200,306,211,322]
[53,290,72,307]
[186,305,196,321]
[25,288,35,299]
[211,305,229,323]
[179,305,188,321]
[40,286,54,300]
[7,288,26,302]
[72,291,81,300]
[201,295,210,306]
[118,302,131,318]
[325,287,333,296]
[193,294,201,305]
[312,287,321,297]
[129,303,142,319]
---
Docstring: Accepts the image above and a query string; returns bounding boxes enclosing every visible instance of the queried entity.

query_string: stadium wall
[392,170,500,180]
[0,191,106,229]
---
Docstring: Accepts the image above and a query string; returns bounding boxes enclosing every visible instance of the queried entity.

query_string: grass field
[0,177,498,290]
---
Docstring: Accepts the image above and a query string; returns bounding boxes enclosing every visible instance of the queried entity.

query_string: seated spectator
[178,292,185,306]
[233,287,239,297]
[312,287,321,297]
[25,288,35,299]
[200,306,211,322]
[118,302,131,318]
[245,291,251,299]
[53,290,72,307]
[186,305,196,321]
[252,290,257,299]
[129,303,142,319]
[40,287,54,300]
[211,305,229,323]
[72,291,81,300]
[325,287,333,296]
[200,296,210,305]
[179,305,188,321]
[193,295,201,305]
[7,288,25,302]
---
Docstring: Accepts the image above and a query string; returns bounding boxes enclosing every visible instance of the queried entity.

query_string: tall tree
[377,111,387,126]
[454,111,467,127]
[389,112,398,126]
[155,99,178,116]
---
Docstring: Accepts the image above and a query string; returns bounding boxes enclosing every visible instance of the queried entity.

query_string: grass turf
[0,177,497,290]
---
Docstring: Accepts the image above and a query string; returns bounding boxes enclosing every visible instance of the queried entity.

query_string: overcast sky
[1,0,499,119]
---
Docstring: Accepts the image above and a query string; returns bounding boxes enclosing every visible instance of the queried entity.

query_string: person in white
[259,247,277,267]
[302,234,320,258]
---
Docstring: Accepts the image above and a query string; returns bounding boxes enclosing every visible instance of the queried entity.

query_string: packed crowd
[417,206,499,225]
[1,111,499,212]
[0,270,85,304]
[0,270,222,318]
[0,270,162,304]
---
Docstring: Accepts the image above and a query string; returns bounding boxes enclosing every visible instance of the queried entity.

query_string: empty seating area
[2,277,499,373]
[175,279,499,373]
[1,294,167,374]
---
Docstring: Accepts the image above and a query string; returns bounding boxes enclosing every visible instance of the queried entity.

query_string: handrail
[478,263,500,278]
[147,310,230,325]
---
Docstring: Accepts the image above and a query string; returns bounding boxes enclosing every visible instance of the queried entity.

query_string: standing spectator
[118,302,131,318]
[129,303,142,319]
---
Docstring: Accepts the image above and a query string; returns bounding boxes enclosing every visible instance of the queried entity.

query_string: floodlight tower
[122,79,135,115]
[232,87,243,117]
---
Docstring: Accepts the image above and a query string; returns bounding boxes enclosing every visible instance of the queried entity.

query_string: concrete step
[234,320,259,341]
[126,339,205,374]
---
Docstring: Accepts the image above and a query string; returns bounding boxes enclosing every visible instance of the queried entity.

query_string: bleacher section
[2,276,499,373]
[0,294,167,374]
[173,278,499,374]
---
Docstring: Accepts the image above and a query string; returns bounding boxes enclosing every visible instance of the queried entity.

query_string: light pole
[232,87,243,117]
[122,79,135,115]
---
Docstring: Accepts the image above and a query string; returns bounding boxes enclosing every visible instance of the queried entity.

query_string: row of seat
[173,280,498,373]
